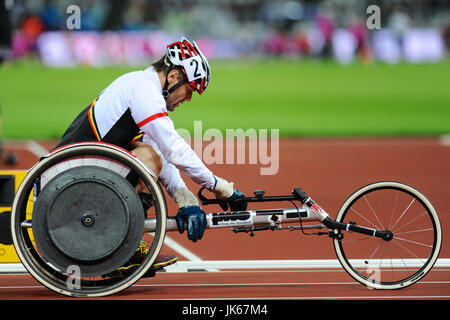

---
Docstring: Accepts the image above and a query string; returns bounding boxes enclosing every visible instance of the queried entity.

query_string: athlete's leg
[130,141,163,193]
[119,142,177,276]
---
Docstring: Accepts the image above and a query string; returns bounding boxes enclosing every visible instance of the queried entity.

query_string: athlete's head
[165,37,211,95]
[153,37,211,110]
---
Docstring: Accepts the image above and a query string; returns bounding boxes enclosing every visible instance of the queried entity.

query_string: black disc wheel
[11,143,167,297]
[333,181,442,289]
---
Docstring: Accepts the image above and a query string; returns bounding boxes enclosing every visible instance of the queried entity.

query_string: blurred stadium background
[0,0,449,140]
[2,0,449,65]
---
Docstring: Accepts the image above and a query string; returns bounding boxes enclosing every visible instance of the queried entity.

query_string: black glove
[176,205,207,242]
[227,189,248,211]
[212,177,247,211]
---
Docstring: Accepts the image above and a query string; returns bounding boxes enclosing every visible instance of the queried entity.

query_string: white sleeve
[129,83,216,189]
[141,116,216,189]
[129,81,216,190]
[143,136,187,200]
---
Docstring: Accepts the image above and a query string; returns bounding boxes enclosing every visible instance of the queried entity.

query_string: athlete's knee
[132,143,163,178]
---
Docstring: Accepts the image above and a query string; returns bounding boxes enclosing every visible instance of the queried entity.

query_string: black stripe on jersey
[102,108,140,148]
[55,106,98,150]
[55,106,140,151]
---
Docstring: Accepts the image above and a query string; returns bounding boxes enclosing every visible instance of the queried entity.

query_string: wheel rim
[333,181,441,289]
[11,143,167,297]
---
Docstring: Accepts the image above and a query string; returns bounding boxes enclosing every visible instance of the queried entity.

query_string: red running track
[0,137,449,301]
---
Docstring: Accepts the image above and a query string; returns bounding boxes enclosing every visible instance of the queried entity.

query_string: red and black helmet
[165,37,211,95]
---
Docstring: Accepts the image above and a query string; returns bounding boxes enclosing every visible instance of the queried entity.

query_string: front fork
[295,188,394,242]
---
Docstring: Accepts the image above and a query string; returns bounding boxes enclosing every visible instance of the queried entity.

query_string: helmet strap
[162,65,187,100]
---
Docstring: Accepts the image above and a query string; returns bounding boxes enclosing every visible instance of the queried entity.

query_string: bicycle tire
[333,181,441,289]
[11,143,167,297]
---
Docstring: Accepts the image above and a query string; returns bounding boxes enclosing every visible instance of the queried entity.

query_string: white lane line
[163,235,217,272]
[164,258,450,272]
[162,235,203,262]
[4,258,450,274]
[25,140,50,157]
[136,282,359,287]
[135,280,450,288]
[440,134,450,146]
[2,139,49,158]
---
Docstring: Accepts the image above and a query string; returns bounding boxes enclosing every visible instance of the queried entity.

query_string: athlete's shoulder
[135,68,165,100]
[124,67,166,114]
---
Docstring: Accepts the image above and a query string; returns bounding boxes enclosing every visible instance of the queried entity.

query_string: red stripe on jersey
[137,112,168,128]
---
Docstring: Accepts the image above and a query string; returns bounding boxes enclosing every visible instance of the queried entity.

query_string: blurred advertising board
[36,31,241,67]
[34,29,446,67]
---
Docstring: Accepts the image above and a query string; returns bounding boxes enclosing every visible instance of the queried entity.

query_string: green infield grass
[0,58,449,139]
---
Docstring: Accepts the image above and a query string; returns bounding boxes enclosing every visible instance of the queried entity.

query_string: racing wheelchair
[10,143,442,297]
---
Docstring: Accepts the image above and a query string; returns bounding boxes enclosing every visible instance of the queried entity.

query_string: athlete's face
[166,82,195,111]
[166,70,196,111]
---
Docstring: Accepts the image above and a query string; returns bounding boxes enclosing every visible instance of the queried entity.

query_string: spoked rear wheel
[333,181,441,289]
[11,143,167,297]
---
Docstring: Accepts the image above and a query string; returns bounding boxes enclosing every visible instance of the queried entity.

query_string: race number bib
[181,55,206,82]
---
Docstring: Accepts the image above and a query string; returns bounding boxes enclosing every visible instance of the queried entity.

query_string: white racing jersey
[57,66,216,197]
[143,136,188,199]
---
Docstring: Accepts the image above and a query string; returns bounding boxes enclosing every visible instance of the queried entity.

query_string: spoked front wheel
[333,181,442,289]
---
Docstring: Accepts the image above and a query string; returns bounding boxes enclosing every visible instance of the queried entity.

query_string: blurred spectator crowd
[1,0,449,66]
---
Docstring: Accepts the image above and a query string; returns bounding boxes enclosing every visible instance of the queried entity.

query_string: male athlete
[55,37,247,275]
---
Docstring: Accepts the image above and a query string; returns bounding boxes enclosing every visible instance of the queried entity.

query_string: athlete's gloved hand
[174,188,206,242]
[176,205,207,242]
[227,189,248,211]
[212,177,248,211]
